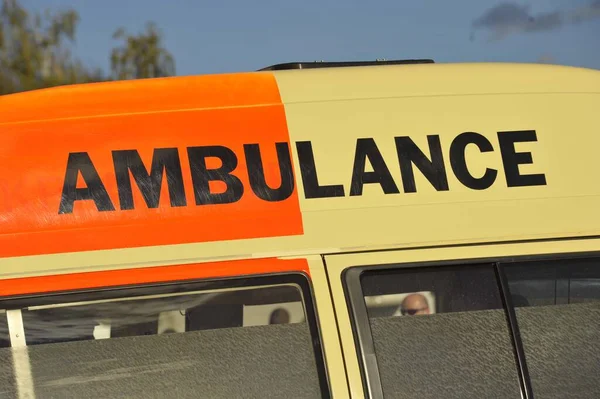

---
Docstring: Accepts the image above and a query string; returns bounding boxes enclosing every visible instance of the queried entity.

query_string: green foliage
[0,0,175,95]
[110,22,175,80]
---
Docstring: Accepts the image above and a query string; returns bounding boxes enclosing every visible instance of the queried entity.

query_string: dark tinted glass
[21,285,303,345]
[360,264,521,399]
[0,281,324,398]
[0,311,8,348]
[505,258,600,399]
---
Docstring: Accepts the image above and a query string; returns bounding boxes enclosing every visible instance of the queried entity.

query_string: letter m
[112,148,187,210]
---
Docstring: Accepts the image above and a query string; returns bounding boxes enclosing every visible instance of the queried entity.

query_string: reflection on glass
[0,310,9,348]
[15,285,304,346]
[0,282,322,399]
[359,264,521,399]
[505,258,600,399]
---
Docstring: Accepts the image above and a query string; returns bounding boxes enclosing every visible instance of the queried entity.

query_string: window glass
[0,310,8,348]
[0,277,326,399]
[0,310,16,398]
[505,258,600,399]
[21,285,304,344]
[359,264,522,399]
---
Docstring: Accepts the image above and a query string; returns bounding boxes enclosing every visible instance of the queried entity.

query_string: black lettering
[58,152,115,214]
[498,130,547,187]
[450,132,498,190]
[394,135,449,193]
[244,143,294,202]
[187,146,244,205]
[350,138,400,196]
[112,148,186,210]
[296,141,345,199]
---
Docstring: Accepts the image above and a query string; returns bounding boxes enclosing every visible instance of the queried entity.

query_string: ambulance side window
[504,258,600,399]
[0,274,328,399]
[355,264,522,398]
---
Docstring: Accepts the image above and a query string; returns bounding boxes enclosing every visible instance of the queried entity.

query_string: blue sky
[21,0,600,76]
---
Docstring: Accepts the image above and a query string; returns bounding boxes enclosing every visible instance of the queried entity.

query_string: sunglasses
[400,307,428,316]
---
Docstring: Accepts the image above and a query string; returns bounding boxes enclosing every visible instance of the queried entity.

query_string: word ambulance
[59,129,547,214]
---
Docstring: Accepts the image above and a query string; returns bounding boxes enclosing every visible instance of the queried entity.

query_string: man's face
[400,294,430,316]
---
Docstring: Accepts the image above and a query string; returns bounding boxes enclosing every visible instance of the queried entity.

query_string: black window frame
[342,250,600,399]
[0,271,332,399]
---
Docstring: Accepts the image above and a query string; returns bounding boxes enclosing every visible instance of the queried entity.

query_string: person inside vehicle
[399,293,430,316]
[269,308,290,324]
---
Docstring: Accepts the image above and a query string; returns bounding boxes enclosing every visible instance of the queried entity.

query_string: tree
[110,22,175,80]
[0,0,103,94]
[0,0,176,95]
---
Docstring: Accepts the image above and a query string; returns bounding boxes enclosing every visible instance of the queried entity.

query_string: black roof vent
[258,59,434,71]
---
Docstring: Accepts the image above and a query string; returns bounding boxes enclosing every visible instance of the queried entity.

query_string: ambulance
[1,59,599,398]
